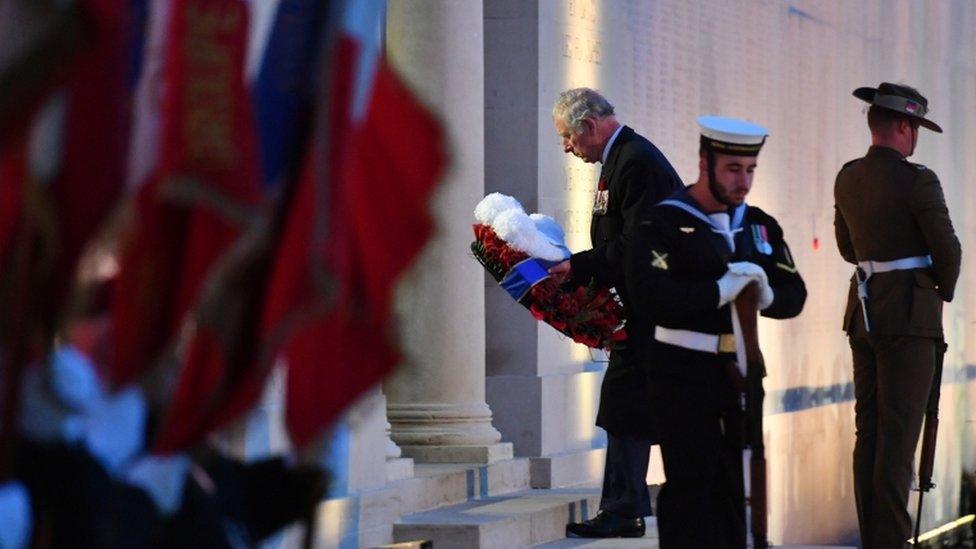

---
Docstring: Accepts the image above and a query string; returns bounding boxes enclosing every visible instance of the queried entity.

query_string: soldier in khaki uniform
[834,82,961,548]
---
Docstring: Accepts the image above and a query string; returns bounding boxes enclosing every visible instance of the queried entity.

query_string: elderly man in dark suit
[550,88,682,538]
[834,82,961,548]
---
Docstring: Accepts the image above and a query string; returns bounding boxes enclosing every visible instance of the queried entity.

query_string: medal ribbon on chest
[751,224,773,255]
[592,178,609,215]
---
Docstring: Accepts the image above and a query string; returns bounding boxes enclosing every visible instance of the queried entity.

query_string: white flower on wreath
[474,193,571,261]
[474,192,523,226]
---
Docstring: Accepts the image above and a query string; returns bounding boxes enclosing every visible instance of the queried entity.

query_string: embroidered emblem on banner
[751,225,773,255]
[592,179,609,214]
[680,227,695,233]
[651,250,669,270]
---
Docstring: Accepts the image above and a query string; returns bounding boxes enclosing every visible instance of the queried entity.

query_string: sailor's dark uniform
[626,187,806,548]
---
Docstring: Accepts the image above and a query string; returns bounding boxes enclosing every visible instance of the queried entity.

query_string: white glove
[726,262,775,310]
[717,270,754,307]
[727,261,764,279]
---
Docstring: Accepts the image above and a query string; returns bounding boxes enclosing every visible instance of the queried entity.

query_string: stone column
[480,2,612,489]
[383,0,512,464]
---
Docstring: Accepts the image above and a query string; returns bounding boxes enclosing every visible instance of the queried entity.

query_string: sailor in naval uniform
[626,117,806,548]
[834,82,961,548]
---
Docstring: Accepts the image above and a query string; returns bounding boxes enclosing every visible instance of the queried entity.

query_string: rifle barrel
[735,284,768,548]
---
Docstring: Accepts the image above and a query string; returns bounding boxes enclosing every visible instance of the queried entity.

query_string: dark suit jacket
[569,125,682,437]
[570,126,682,295]
[834,145,961,338]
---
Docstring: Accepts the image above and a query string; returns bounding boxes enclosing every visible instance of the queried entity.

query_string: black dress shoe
[565,510,645,538]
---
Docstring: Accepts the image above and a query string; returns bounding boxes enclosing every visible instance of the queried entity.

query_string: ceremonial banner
[266,0,446,447]
[146,0,445,452]
[119,0,264,451]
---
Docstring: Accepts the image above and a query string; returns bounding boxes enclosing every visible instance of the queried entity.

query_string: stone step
[393,488,602,549]
[529,448,606,489]
[312,459,532,548]
[531,519,659,548]
[534,534,854,549]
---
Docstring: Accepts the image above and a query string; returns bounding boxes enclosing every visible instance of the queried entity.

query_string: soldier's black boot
[565,510,645,538]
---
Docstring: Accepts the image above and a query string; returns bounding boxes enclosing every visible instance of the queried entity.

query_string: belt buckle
[718,333,736,354]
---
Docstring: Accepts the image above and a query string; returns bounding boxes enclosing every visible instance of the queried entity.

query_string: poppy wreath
[470,194,626,350]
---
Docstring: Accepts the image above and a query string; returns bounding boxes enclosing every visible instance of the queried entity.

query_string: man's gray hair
[553,88,615,133]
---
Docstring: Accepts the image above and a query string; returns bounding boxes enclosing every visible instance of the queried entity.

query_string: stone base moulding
[388,402,512,463]
[398,443,513,464]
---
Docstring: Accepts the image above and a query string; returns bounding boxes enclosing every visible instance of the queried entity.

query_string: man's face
[705,153,757,206]
[554,116,601,163]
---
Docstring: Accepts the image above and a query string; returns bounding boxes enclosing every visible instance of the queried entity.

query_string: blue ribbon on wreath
[500,258,561,301]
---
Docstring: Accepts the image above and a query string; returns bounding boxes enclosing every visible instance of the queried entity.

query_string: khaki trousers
[849,334,937,549]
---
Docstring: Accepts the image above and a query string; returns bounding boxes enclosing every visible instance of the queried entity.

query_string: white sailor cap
[698,116,768,156]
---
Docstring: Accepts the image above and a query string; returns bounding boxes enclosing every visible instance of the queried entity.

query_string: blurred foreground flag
[110,0,264,392]
[151,0,446,452]
[258,0,448,447]
[0,0,132,447]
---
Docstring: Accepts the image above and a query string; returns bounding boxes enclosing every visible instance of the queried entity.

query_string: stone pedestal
[385,415,414,482]
[384,0,511,465]
[482,1,605,483]
[344,387,389,493]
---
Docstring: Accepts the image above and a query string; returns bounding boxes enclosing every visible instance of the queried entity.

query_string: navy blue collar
[658,187,748,231]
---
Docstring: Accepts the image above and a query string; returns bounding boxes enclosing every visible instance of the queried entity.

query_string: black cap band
[700,135,765,156]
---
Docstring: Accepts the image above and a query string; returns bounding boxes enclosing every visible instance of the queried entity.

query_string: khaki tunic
[834,145,961,338]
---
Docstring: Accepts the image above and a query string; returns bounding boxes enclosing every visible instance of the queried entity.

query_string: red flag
[0,0,131,475]
[282,51,446,446]
[110,0,263,389]
[275,3,446,446]
[44,0,133,327]
[0,137,27,263]
[135,0,446,454]
[150,0,446,452]
[128,0,273,453]
[0,0,130,342]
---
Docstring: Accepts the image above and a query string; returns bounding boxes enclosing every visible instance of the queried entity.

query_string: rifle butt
[918,416,939,490]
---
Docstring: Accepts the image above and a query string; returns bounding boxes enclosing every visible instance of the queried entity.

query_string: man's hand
[548,260,571,284]
[717,270,754,307]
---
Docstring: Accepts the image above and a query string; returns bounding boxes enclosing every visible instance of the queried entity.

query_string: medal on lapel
[592,179,609,215]
[751,224,774,255]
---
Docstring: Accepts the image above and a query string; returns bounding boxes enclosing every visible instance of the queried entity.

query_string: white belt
[854,254,932,332]
[857,255,932,278]
[654,326,736,354]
